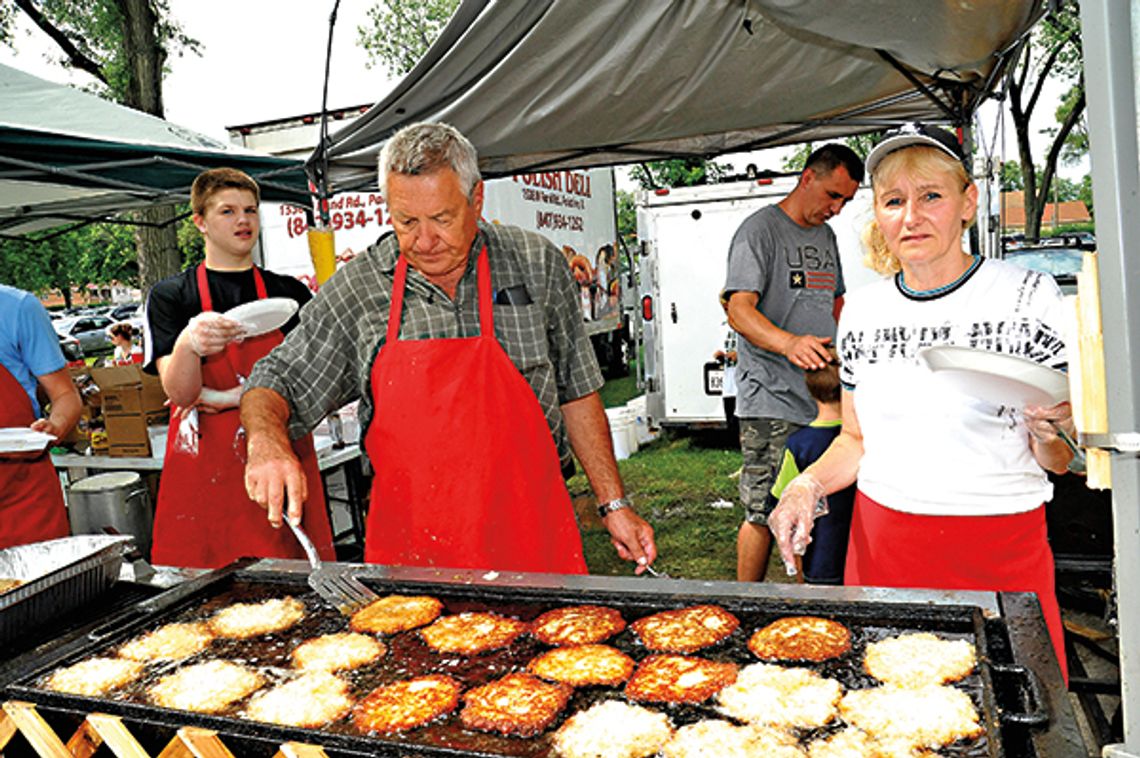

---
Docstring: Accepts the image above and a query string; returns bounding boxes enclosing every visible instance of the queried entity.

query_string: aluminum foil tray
[0,535,132,648]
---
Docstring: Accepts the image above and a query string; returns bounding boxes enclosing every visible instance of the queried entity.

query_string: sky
[0,1,1086,183]
[0,0,394,142]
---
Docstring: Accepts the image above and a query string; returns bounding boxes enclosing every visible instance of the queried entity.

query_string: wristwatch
[597,497,633,519]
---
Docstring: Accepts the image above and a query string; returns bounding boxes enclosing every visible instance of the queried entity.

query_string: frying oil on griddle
[27,579,994,757]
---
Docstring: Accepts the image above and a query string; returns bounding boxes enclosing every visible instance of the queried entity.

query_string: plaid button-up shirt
[247,221,604,466]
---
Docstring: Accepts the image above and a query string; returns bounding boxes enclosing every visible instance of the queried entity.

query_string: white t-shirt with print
[838,257,1066,516]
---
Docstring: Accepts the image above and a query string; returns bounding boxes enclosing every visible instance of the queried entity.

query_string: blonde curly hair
[862,146,975,276]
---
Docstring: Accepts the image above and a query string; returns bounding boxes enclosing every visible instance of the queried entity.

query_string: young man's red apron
[845,490,1067,681]
[0,363,70,549]
[151,265,336,569]
[364,247,587,574]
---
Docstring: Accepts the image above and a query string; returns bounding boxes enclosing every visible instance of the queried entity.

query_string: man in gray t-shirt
[724,144,863,582]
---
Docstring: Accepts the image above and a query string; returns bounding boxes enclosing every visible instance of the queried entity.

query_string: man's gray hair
[378,122,481,200]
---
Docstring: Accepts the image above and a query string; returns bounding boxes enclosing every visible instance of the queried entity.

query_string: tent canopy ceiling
[0,63,310,238]
[318,0,1042,192]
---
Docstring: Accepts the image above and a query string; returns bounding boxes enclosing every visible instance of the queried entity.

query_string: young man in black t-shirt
[143,168,334,569]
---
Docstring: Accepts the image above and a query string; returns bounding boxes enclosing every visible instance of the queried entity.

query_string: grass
[576,361,795,583]
[569,425,796,582]
[598,370,641,409]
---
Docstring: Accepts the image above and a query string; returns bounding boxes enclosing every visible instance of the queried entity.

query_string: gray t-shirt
[724,204,845,424]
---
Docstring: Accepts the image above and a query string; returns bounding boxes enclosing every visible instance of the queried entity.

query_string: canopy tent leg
[1080,1,1140,755]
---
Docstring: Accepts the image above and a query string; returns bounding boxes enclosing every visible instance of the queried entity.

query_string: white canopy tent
[314,0,1043,191]
[0,63,309,238]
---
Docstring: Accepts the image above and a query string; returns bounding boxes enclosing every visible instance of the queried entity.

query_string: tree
[616,189,637,248]
[781,134,881,173]
[1000,160,1025,191]
[0,222,137,307]
[1003,2,1086,242]
[357,0,459,75]
[2,0,200,295]
[628,158,730,190]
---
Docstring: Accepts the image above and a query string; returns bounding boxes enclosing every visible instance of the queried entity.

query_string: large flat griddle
[1,558,1083,757]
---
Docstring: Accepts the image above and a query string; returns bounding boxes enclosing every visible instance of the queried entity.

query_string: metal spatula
[287,519,378,616]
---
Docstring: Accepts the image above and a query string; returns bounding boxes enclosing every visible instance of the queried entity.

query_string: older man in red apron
[241,123,655,574]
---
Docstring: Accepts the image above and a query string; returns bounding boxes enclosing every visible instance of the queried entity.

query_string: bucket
[68,471,153,559]
[625,395,658,446]
[605,407,638,460]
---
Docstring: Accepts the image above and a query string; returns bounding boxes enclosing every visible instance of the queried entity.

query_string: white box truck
[636,176,881,429]
[256,166,627,373]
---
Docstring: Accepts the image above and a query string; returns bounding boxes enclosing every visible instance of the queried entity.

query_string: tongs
[286,519,378,616]
[1051,421,1086,464]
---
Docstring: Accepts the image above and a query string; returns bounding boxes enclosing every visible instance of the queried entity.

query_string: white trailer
[635,177,881,429]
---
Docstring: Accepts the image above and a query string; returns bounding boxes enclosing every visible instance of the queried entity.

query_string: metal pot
[67,471,152,559]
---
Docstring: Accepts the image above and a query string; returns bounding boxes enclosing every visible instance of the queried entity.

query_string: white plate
[0,428,55,454]
[222,298,299,338]
[917,346,1070,408]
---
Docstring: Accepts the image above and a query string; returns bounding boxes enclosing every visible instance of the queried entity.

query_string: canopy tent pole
[1079,1,1140,754]
[305,0,342,288]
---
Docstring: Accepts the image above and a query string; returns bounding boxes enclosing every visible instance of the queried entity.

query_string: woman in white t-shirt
[107,322,143,365]
[768,124,1075,680]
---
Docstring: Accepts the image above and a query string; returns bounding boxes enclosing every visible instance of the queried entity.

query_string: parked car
[57,333,83,364]
[1003,245,1083,295]
[1059,231,1096,250]
[53,314,114,355]
[109,302,140,321]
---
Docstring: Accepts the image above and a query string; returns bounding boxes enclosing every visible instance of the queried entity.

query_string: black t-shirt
[144,266,311,374]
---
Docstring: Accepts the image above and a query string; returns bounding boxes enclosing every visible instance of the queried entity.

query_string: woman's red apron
[151,265,335,569]
[364,247,587,574]
[0,363,69,549]
[845,490,1067,681]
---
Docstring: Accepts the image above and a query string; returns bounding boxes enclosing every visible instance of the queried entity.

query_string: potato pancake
[748,616,851,662]
[716,662,841,729]
[839,684,983,749]
[353,674,461,734]
[531,604,626,646]
[624,654,738,704]
[245,672,353,728]
[460,672,572,737]
[808,727,937,757]
[552,700,673,758]
[527,644,635,687]
[864,633,976,687]
[630,604,739,653]
[148,659,264,713]
[662,720,806,758]
[208,596,305,639]
[117,622,213,662]
[44,657,143,696]
[349,594,443,635]
[420,611,528,655]
[292,632,386,672]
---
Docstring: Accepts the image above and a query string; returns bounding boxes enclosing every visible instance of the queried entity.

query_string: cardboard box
[104,413,151,457]
[140,373,167,415]
[90,365,168,417]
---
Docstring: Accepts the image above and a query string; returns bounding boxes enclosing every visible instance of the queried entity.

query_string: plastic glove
[196,386,242,413]
[173,407,200,456]
[1023,401,1075,443]
[768,472,828,576]
[184,311,243,357]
